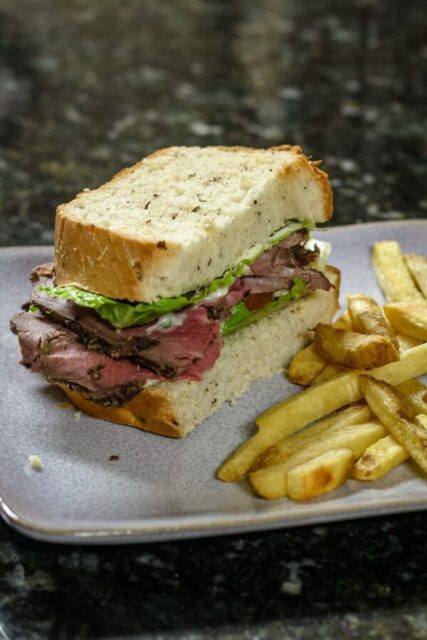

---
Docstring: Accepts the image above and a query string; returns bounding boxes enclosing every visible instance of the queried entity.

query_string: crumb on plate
[28,455,43,471]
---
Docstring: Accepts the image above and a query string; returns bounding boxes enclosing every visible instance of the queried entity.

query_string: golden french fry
[253,402,373,470]
[384,302,427,341]
[407,389,427,416]
[372,241,424,302]
[418,415,427,429]
[350,435,409,481]
[286,449,354,501]
[258,344,427,430]
[333,311,353,331]
[397,379,426,395]
[397,379,427,416]
[360,376,427,474]
[347,293,397,345]
[287,312,353,386]
[217,344,427,482]
[396,333,422,352]
[287,343,329,387]
[405,253,427,298]
[314,324,399,369]
[312,363,348,384]
[248,422,385,500]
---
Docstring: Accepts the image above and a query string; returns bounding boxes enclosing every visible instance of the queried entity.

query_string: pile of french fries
[218,241,427,501]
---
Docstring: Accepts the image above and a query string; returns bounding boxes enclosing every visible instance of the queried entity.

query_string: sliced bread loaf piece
[55,145,332,302]
[59,267,339,437]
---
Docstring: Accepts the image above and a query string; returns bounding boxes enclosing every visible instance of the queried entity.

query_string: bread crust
[59,384,183,437]
[275,153,333,223]
[55,211,180,302]
[58,267,340,438]
[54,145,333,302]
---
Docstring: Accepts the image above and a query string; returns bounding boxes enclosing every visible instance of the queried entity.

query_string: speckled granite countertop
[1,513,427,639]
[0,0,426,638]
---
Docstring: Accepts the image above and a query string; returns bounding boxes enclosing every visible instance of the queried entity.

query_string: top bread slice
[54,145,333,302]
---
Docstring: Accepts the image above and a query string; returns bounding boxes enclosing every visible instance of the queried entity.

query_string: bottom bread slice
[60,266,340,438]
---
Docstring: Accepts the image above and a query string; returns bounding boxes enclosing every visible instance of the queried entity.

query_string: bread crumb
[28,455,43,471]
[74,411,81,421]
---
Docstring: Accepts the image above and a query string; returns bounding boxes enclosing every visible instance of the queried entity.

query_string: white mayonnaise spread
[201,286,229,302]
[147,310,188,332]
[305,238,331,272]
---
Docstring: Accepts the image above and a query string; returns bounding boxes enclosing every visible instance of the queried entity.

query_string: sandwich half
[11,145,339,437]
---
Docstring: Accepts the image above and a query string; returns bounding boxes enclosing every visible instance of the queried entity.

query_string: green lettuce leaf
[221,277,307,336]
[39,220,313,329]
[39,271,236,328]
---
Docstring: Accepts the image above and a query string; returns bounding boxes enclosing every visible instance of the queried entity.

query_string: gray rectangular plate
[1,220,426,544]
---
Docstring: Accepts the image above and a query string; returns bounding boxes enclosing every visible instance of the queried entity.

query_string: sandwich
[11,145,340,437]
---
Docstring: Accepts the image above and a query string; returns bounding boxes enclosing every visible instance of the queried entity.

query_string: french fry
[360,376,427,474]
[311,363,348,384]
[347,294,398,347]
[396,379,426,395]
[405,253,427,298]
[384,302,427,341]
[333,311,353,331]
[286,449,354,501]
[350,435,408,481]
[372,241,424,302]
[407,390,427,416]
[287,312,352,386]
[314,324,399,369]
[287,343,330,387]
[217,344,427,482]
[253,402,373,470]
[248,422,385,500]
[397,379,427,416]
[396,333,422,352]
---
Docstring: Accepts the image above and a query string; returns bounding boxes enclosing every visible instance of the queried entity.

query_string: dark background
[0,1,426,638]
[0,0,426,247]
